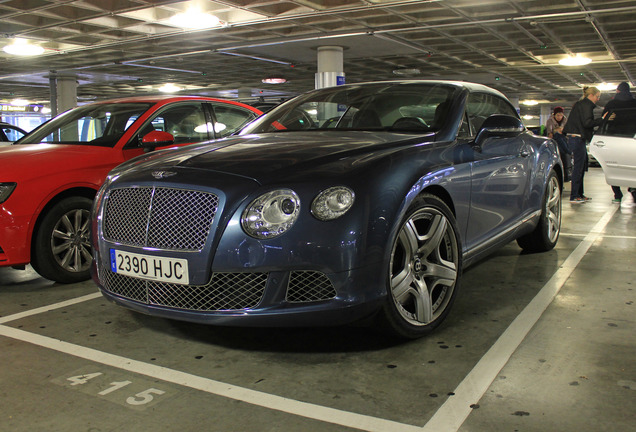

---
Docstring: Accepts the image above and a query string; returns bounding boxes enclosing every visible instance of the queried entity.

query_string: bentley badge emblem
[152,171,177,179]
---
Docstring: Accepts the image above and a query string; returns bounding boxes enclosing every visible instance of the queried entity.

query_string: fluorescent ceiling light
[559,55,592,66]
[169,9,220,29]
[194,122,227,133]
[596,82,616,91]
[393,68,421,75]
[521,100,539,106]
[522,115,535,120]
[158,83,182,93]
[262,77,287,84]
[3,38,44,56]
[10,99,29,106]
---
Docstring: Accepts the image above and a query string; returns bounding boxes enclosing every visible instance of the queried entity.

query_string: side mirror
[474,115,526,147]
[141,130,174,152]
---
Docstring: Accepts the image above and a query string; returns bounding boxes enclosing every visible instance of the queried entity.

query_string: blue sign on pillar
[337,75,346,86]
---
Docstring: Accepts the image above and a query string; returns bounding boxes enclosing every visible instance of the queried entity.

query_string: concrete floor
[1,167,634,432]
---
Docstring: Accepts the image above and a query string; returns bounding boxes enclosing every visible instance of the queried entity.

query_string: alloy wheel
[50,208,92,273]
[545,175,561,244]
[389,207,459,326]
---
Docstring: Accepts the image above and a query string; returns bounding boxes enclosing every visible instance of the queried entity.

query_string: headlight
[0,182,17,204]
[241,189,300,239]
[311,186,355,221]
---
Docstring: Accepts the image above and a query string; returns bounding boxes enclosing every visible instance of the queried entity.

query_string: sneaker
[612,198,622,204]
[570,197,586,203]
[582,195,592,201]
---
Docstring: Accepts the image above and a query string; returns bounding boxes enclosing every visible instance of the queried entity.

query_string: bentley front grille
[104,187,218,251]
[286,271,337,303]
[101,266,267,311]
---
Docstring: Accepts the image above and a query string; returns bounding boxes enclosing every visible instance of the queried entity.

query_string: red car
[0,96,262,283]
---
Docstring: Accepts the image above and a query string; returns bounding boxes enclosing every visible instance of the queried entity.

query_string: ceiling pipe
[121,63,202,74]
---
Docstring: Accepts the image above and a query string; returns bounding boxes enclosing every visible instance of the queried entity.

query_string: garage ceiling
[1,0,636,113]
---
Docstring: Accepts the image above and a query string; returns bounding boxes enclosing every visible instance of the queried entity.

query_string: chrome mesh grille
[104,187,152,246]
[286,271,336,303]
[101,265,267,311]
[104,187,218,251]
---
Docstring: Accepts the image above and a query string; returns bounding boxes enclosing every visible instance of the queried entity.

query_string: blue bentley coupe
[91,81,563,338]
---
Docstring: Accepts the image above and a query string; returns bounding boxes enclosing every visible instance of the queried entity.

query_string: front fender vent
[286,271,336,303]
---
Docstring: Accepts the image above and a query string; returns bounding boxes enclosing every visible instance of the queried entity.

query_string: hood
[114,131,435,183]
[0,143,113,180]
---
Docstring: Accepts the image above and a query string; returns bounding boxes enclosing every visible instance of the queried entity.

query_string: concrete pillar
[540,105,551,133]
[48,71,58,118]
[315,46,345,124]
[315,46,345,90]
[509,97,520,115]
[56,74,77,115]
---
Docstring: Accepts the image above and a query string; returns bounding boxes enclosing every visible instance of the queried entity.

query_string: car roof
[84,95,262,113]
[334,80,509,99]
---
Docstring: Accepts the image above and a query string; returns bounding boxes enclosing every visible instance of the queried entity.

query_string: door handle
[593,141,605,147]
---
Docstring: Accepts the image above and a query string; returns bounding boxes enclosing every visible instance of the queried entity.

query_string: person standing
[562,86,606,203]
[546,106,571,180]
[601,82,636,203]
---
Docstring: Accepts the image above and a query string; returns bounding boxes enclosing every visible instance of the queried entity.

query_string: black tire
[376,194,462,339]
[31,196,93,284]
[517,171,561,252]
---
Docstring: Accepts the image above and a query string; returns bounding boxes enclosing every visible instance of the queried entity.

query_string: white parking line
[0,324,422,432]
[421,206,617,432]
[0,292,102,324]
[0,206,617,432]
[560,232,636,239]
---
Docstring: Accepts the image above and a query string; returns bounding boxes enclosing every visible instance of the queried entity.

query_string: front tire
[31,196,93,284]
[377,194,462,339]
[517,171,561,252]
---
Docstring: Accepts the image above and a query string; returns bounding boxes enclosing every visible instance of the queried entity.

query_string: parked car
[589,107,636,187]
[92,81,563,338]
[0,96,262,283]
[0,122,27,145]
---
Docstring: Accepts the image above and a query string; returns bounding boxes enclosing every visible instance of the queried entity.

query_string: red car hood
[0,144,119,181]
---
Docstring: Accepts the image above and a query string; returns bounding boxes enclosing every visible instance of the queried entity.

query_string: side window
[210,105,257,138]
[599,107,636,137]
[2,126,25,142]
[457,111,472,139]
[466,93,518,135]
[129,103,209,148]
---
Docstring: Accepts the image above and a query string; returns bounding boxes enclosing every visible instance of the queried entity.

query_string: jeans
[568,136,586,200]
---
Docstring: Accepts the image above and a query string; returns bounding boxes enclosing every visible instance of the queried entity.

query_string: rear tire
[376,194,462,339]
[517,171,561,252]
[31,196,93,284]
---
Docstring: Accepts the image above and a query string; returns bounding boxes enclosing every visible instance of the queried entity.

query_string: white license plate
[110,249,189,285]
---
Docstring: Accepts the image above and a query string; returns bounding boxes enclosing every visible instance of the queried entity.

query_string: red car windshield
[17,103,152,147]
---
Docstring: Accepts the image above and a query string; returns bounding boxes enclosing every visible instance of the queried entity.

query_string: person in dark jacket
[563,86,606,203]
[601,82,636,203]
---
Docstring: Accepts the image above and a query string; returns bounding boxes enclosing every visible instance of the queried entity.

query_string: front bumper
[0,206,31,267]
[91,173,390,327]
[92,260,386,327]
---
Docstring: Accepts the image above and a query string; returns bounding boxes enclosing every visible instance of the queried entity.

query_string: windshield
[17,103,152,147]
[241,82,458,134]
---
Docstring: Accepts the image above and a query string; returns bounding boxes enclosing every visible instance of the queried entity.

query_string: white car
[589,107,636,187]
